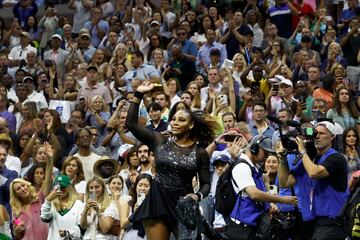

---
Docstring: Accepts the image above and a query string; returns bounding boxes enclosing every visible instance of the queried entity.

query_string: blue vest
[288,153,315,221]
[312,148,349,218]
[230,162,270,226]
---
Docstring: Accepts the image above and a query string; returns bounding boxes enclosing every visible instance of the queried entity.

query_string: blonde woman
[10,143,53,240]
[40,175,84,240]
[232,53,247,94]
[80,176,121,240]
[110,43,131,69]
[85,95,111,145]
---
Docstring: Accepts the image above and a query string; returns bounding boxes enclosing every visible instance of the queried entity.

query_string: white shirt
[232,154,258,196]
[5,155,21,175]
[200,83,223,103]
[8,45,37,61]
[41,199,84,240]
[74,152,101,181]
[26,91,49,110]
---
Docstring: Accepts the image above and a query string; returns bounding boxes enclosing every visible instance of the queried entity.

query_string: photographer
[278,121,349,239]
[225,135,298,240]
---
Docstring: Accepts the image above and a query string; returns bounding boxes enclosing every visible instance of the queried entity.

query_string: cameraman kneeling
[226,135,298,240]
[280,121,349,240]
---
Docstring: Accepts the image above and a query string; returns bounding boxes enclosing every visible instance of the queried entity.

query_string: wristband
[134,91,144,100]
[298,151,306,157]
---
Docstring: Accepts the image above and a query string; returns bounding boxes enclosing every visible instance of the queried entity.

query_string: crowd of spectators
[0,0,359,239]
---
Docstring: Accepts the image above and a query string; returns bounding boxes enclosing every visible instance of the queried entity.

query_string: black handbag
[176,197,200,230]
[257,212,296,240]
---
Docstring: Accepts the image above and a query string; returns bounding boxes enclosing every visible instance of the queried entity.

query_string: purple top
[0,111,16,132]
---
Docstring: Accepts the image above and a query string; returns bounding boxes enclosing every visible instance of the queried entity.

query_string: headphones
[250,136,268,155]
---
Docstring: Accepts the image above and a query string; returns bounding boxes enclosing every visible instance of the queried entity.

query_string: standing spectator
[120,51,160,92]
[61,156,87,200]
[10,142,53,240]
[120,173,152,240]
[12,0,38,28]
[338,0,360,33]
[268,0,298,38]
[197,28,227,71]
[85,95,111,145]
[340,17,360,90]
[98,0,114,18]
[145,102,168,133]
[40,175,85,240]
[39,5,59,52]
[77,64,112,112]
[23,76,49,111]
[8,31,37,66]
[79,32,97,62]
[220,10,251,59]
[73,128,102,181]
[249,101,275,138]
[166,44,196,91]
[326,87,360,133]
[44,34,69,77]
[167,26,198,62]
[84,7,110,48]
[68,0,94,37]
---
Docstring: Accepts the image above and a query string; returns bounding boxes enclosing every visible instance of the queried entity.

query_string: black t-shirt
[316,152,348,192]
[342,34,360,66]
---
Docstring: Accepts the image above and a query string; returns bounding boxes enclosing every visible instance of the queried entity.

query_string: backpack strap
[230,158,255,194]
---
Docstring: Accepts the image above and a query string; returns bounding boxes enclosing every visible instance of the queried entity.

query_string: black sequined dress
[126,101,210,231]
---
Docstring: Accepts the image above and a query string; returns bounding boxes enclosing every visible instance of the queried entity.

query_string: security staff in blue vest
[225,135,298,240]
[293,121,349,240]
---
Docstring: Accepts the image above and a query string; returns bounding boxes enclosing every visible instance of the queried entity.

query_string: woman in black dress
[126,81,217,240]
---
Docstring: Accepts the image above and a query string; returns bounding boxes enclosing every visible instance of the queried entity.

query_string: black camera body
[281,127,316,153]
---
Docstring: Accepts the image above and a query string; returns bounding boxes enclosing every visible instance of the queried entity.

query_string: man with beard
[128,144,154,185]
[74,128,102,181]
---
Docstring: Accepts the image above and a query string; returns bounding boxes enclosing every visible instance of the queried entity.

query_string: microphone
[286,120,301,128]
[267,115,282,125]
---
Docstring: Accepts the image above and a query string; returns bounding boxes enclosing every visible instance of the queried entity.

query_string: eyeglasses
[177,32,186,36]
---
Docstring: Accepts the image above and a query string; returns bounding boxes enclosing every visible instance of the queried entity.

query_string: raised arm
[41,142,54,197]
[125,82,165,149]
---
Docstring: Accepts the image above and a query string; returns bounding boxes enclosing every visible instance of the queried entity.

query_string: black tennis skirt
[130,179,184,231]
